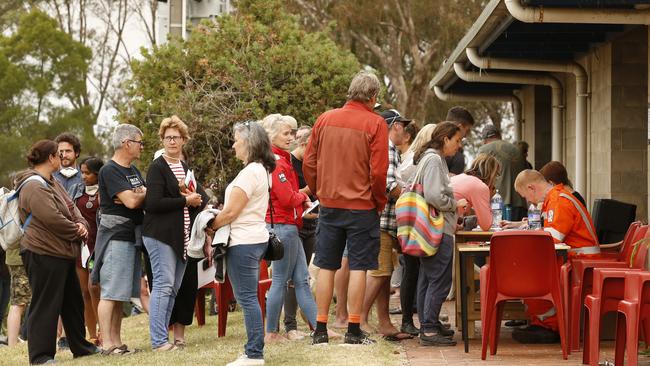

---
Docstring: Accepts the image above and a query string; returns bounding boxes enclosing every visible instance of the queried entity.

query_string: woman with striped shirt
[143,116,208,351]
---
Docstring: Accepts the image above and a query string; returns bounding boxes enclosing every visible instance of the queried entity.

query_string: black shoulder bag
[264,175,284,261]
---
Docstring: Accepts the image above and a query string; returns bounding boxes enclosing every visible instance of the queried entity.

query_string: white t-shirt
[225,162,270,246]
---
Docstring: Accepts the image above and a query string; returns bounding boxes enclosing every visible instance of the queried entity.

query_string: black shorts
[314,207,380,271]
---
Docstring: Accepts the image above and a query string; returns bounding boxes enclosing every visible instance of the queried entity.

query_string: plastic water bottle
[528,203,542,230]
[491,190,503,229]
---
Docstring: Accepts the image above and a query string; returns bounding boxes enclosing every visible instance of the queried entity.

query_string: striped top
[168,162,191,257]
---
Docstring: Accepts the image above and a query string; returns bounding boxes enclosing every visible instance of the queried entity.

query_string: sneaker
[312,331,328,345]
[225,354,264,366]
[57,337,69,350]
[434,325,455,338]
[419,332,457,346]
[512,325,560,344]
[286,330,305,341]
[400,323,420,336]
[343,331,376,345]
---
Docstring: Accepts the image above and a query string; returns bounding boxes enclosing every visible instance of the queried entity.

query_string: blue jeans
[227,243,266,360]
[143,237,186,348]
[265,224,317,332]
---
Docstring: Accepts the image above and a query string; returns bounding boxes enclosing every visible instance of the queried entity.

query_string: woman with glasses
[142,116,208,351]
[259,115,317,343]
[16,140,99,364]
[208,121,276,366]
[450,153,502,231]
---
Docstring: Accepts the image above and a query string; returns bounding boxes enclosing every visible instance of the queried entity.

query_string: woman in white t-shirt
[209,121,276,366]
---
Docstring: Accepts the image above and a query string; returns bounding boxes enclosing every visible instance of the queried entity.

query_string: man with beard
[54,133,84,199]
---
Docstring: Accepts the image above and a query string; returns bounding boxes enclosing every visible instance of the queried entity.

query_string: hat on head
[381,109,411,126]
[481,124,500,140]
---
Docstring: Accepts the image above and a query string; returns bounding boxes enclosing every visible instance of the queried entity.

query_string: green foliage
[120,0,360,197]
[0,9,98,187]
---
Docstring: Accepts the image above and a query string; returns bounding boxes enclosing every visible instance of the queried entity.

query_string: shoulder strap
[412,154,434,185]
[9,175,47,202]
[267,172,275,230]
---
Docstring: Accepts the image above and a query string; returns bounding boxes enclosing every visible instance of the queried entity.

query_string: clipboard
[302,200,319,217]
[196,258,216,288]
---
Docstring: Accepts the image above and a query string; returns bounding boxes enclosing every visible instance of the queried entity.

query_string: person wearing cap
[445,107,475,175]
[304,70,389,345]
[360,109,412,341]
[478,124,528,221]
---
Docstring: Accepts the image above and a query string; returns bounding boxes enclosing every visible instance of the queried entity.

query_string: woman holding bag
[259,115,317,343]
[412,122,466,347]
[209,121,276,366]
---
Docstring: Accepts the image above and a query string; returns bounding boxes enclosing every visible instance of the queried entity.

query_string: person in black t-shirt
[93,124,146,355]
[445,106,475,175]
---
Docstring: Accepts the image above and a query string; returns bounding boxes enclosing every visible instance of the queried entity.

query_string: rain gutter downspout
[504,0,650,25]
[466,47,587,196]
[433,85,522,139]
[453,62,563,159]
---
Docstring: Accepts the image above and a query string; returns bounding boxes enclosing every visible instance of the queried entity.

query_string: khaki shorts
[368,231,398,277]
[8,265,31,306]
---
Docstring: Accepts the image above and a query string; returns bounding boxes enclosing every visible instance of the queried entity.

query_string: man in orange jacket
[512,169,600,343]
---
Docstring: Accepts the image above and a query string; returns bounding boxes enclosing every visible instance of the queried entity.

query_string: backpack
[0,175,48,251]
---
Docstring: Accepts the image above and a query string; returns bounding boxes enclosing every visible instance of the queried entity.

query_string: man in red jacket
[304,70,389,345]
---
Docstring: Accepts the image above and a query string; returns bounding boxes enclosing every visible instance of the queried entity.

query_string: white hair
[111,124,143,150]
[260,114,296,141]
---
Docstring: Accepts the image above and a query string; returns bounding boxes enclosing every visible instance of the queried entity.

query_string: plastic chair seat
[480,230,568,360]
[615,271,650,366]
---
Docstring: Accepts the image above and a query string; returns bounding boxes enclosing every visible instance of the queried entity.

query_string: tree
[0,9,95,186]
[119,0,360,196]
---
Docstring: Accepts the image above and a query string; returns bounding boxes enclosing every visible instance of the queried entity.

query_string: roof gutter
[433,86,522,140]
[466,47,587,197]
[453,63,564,160]
[504,0,650,24]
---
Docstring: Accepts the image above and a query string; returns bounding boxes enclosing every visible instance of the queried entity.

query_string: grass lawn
[1,308,406,366]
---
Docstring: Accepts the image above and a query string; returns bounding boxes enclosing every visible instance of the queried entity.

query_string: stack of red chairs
[195,260,273,337]
[615,271,650,366]
[562,223,648,351]
[480,230,568,360]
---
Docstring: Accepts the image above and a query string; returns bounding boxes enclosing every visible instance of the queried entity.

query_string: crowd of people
[0,69,600,365]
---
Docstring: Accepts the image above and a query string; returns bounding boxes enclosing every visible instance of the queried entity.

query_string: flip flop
[382,332,414,342]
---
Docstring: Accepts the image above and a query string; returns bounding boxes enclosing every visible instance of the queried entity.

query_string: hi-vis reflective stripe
[544,227,565,241]
[559,193,599,244]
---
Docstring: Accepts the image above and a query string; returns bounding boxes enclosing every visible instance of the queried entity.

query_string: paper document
[197,258,216,288]
[302,200,319,217]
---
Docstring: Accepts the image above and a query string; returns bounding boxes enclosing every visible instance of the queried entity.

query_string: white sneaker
[286,330,306,341]
[226,354,265,366]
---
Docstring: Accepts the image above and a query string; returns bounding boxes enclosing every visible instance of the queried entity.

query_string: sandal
[101,345,128,356]
[118,344,142,354]
[382,332,414,342]
[153,343,178,352]
[173,339,186,349]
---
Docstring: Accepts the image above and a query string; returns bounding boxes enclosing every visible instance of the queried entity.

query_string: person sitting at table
[539,161,586,208]
[450,153,501,231]
[511,169,599,344]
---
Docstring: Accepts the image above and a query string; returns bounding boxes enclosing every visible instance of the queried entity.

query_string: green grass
[1,310,406,366]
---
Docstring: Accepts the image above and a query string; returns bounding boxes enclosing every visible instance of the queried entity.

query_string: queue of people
[0,69,599,365]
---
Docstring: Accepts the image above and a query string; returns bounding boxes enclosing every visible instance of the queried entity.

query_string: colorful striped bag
[396,154,444,257]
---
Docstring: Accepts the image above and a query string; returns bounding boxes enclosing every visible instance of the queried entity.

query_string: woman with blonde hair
[142,115,208,351]
[398,123,437,186]
[450,153,501,231]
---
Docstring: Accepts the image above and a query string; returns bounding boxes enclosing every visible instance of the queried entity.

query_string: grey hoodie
[417,149,457,236]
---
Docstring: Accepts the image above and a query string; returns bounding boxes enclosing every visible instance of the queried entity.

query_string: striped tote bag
[396,155,444,257]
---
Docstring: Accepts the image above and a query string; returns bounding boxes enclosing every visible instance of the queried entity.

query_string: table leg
[460,251,469,353]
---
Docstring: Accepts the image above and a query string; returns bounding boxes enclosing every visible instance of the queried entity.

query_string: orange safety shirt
[542,184,599,249]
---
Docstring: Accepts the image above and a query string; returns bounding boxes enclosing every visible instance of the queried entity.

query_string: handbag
[264,175,284,261]
[395,154,444,257]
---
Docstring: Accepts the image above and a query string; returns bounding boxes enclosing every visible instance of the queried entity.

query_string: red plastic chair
[582,268,642,365]
[195,260,272,337]
[600,221,642,259]
[479,230,568,360]
[565,224,648,351]
[615,271,650,366]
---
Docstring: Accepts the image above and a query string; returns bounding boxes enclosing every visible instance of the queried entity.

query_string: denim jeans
[143,236,186,348]
[417,234,453,334]
[227,243,267,360]
[265,224,317,333]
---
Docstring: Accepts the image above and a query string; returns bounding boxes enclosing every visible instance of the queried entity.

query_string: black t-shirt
[446,149,465,175]
[291,153,307,189]
[98,160,145,226]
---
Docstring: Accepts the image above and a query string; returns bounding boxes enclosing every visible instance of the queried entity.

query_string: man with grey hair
[304,70,389,345]
[91,124,146,355]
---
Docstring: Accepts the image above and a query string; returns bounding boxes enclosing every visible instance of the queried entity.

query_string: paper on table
[302,200,319,217]
[197,258,216,289]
